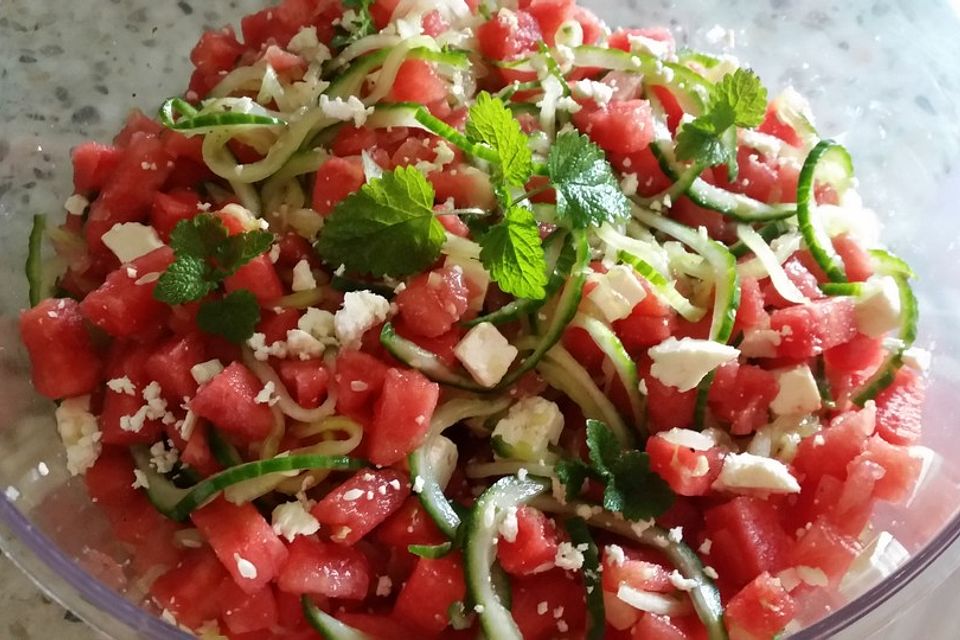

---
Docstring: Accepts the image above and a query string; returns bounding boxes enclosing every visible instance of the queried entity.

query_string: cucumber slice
[617,250,706,323]
[208,429,244,468]
[728,220,792,259]
[633,206,741,344]
[465,477,550,640]
[408,542,454,559]
[565,517,605,640]
[131,447,364,522]
[159,97,286,133]
[852,275,919,405]
[796,140,855,283]
[327,47,470,100]
[380,323,491,393]
[25,214,49,307]
[534,497,728,640]
[571,314,646,434]
[302,596,373,640]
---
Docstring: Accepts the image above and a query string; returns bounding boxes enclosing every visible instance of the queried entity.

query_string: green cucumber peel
[302,596,373,640]
[617,250,706,323]
[408,542,454,559]
[380,323,491,392]
[131,447,364,522]
[26,214,48,307]
[796,140,854,283]
[159,97,285,132]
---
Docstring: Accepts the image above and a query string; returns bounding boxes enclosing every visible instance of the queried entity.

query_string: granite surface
[1,0,960,638]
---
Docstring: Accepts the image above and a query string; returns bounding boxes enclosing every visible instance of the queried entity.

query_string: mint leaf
[196,290,261,344]
[555,458,594,502]
[675,68,767,178]
[154,214,274,306]
[331,0,376,50]
[154,255,216,305]
[466,92,532,187]
[479,205,548,299]
[585,419,674,522]
[315,165,446,278]
[547,132,630,229]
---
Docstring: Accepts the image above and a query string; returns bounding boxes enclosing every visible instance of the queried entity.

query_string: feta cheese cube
[55,396,102,476]
[285,329,326,361]
[423,435,459,490]
[271,501,321,542]
[454,322,518,388]
[291,259,317,292]
[492,397,564,458]
[334,291,391,348]
[319,94,374,127]
[190,359,224,385]
[554,541,584,570]
[712,452,801,494]
[855,276,902,338]
[770,365,821,416]
[586,265,648,323]
[658,428,717,451]
[648,337,740,392]
[101,222,164,264]
[298,307,338,345]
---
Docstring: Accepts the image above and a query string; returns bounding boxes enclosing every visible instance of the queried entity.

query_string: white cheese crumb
[554,541,585,571]
[770,365,821,416]
[106,376,137,396]
[342,488,365,501]
[375,575,393,597]
[55,396,102,476]
[254,381,279,406]
[101,222,165,264]
[713,452,801,494]
[499,506,519,543]
[668,570,699,591]
[191,359,224,385]
[454,322,519,388]
[605,544,627,567]
[298,307,338,346]
[620,173,639,197]
[291,259,317,292]
[271,501,320,542]
[319,94,374,127]
[412,475,425,494]
[586,265,648,322]
[648,337,740,392]
[334,291,391,349]
[537,601,549,615]
[572,80,614,106]
[703,566,719,580]
[668,527,684,543]
[698,539,713,555]
[37,462,49,477]
[855,276,902,338]
[132,469,151,490]
[492,397,564,459]
[149,441,179,474]
[234,553,258,580]
[5,486,20,501]
[64,194,89,216]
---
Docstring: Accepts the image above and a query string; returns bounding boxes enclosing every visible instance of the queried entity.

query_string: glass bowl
[1,0,959,638]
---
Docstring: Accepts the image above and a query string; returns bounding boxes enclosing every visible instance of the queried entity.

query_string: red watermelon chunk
[498,506,560,576]
[724,572,797,640]
[191,498,289,594]
[19,298,103,399]
[374,496,447,548]
[511,569,587,640]
[793,407,875,485]
[223,255,284,305]
[703,497,791,590]
[769,297,858,360]
[395,266,470,338]
[312,156,364,215]
[476,9,542,61]
[219,580,279,635]
[392,554,467,634]
[854,435,923,503]
[874,366,925,445]
[646,432,724,496]
[71,142,122,193]
[708,362,779,436]
[786,518,860,586]
[573,100,655,155]
[276,536,371,599]
[275,359,330,408]
[311,468,410,545]
[388,59,447,104]
[190,362,275,442]
[144,332,207,402]
[334,350,390,420]
[366,368,440,466]
[150,547,227,629]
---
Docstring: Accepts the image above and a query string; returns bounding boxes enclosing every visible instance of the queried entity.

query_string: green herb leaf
[196,290,261,344]
[547,132,630,229]
[554,458,594,502]
[478,205,548,299]
[154,214,275,306]
[466,92,533,187]
[315,165,446,278]
[331,0,376,50]
[585,419,674,522]
[675,67,768,178]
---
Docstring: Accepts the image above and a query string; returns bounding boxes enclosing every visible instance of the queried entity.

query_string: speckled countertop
[1,0,960,638]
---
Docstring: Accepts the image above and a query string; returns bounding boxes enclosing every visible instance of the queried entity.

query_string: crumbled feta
[572,80,614,107]
[64,194,89,216]
[659,428,716,451]
[620,173,639,197]
[605,544,627,567]
[412,475,425,494]
[627,33,672,58]
[668,570,699,591]
[234,553,258,580]
[556,95,582,113]
[291,259,317,292]
[497,7,520,30]
[586,265,647,322]
[334,291,391,348]
[770,365,821,416]
[554,541,585,571]
[698,539,713,555]
[191,359,224,385]
[454,322,518,388]
[254,381,279,406]
[492,397,564,459]
[37,462,49,477]
[499,506,519,543]
[287,26,331,64]
[668,527,683,543]
[55,396,102,476]
[713,452,801,494]
[271,501,320,542]
[4,486,20,502]
[902,346,932,372]
[648,337,740,392]
[537,601,549,615]
[150,441,180,474]
[247,332,288,361]
[319,94,374,127]
[855,276,902,337]
[424,435,458,490]
[101,222,165,264]
[132,469,150,490]
[285,329,325,360]
[375,575,393,597]
[298,307,338,345]
[107,376,137,396]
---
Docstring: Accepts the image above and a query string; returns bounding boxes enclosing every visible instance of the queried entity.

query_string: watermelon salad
[17,0,932,638]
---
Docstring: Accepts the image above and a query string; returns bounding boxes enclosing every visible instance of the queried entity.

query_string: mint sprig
[466,91,533,187]
[315,165,446,278]
[154,214,273,305]
[675,67,768,179]
[331,0,376,50]
[478,206,548,299]
[546,132,630,229]
[197,290,261,344]
[555,420,674,522]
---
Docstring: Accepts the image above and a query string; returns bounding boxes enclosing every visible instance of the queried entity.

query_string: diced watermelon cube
[311,469,410,545]
[374,496,447,548]
[395,267,470,338]
[874,367,925,445]
[708,362,779,436]
[19,298,103,399]
[276,359,330,409]
[761,255,825,309]
[312,156,364,215]
[191,498,289,594]
[144,332,207,402]
[190,362,275,442]
[223,254,284,305]
[793,407,875,485]
[71,142,122,193]
[703,497,791,590]
[150,190,201,241]
[84,447,140,506]
[393,554,467,634]
[630,614,688,640]
[334,350,390,420]
[724,572,797,640]
[770,297,858,360]
[525,0,576,46]
[276,536,371,599]
[646,433,723,496]
[511,569,587,640]
[428,164,498,210]
[497,506,560,576]
[150,548,227,629]
[854,435,923,503]
[786,518,860,586]
[366,368,440,466]
[388,59,448,104]
[219,580,279,635]
[476,9,542,60]
[573,100,655,155]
